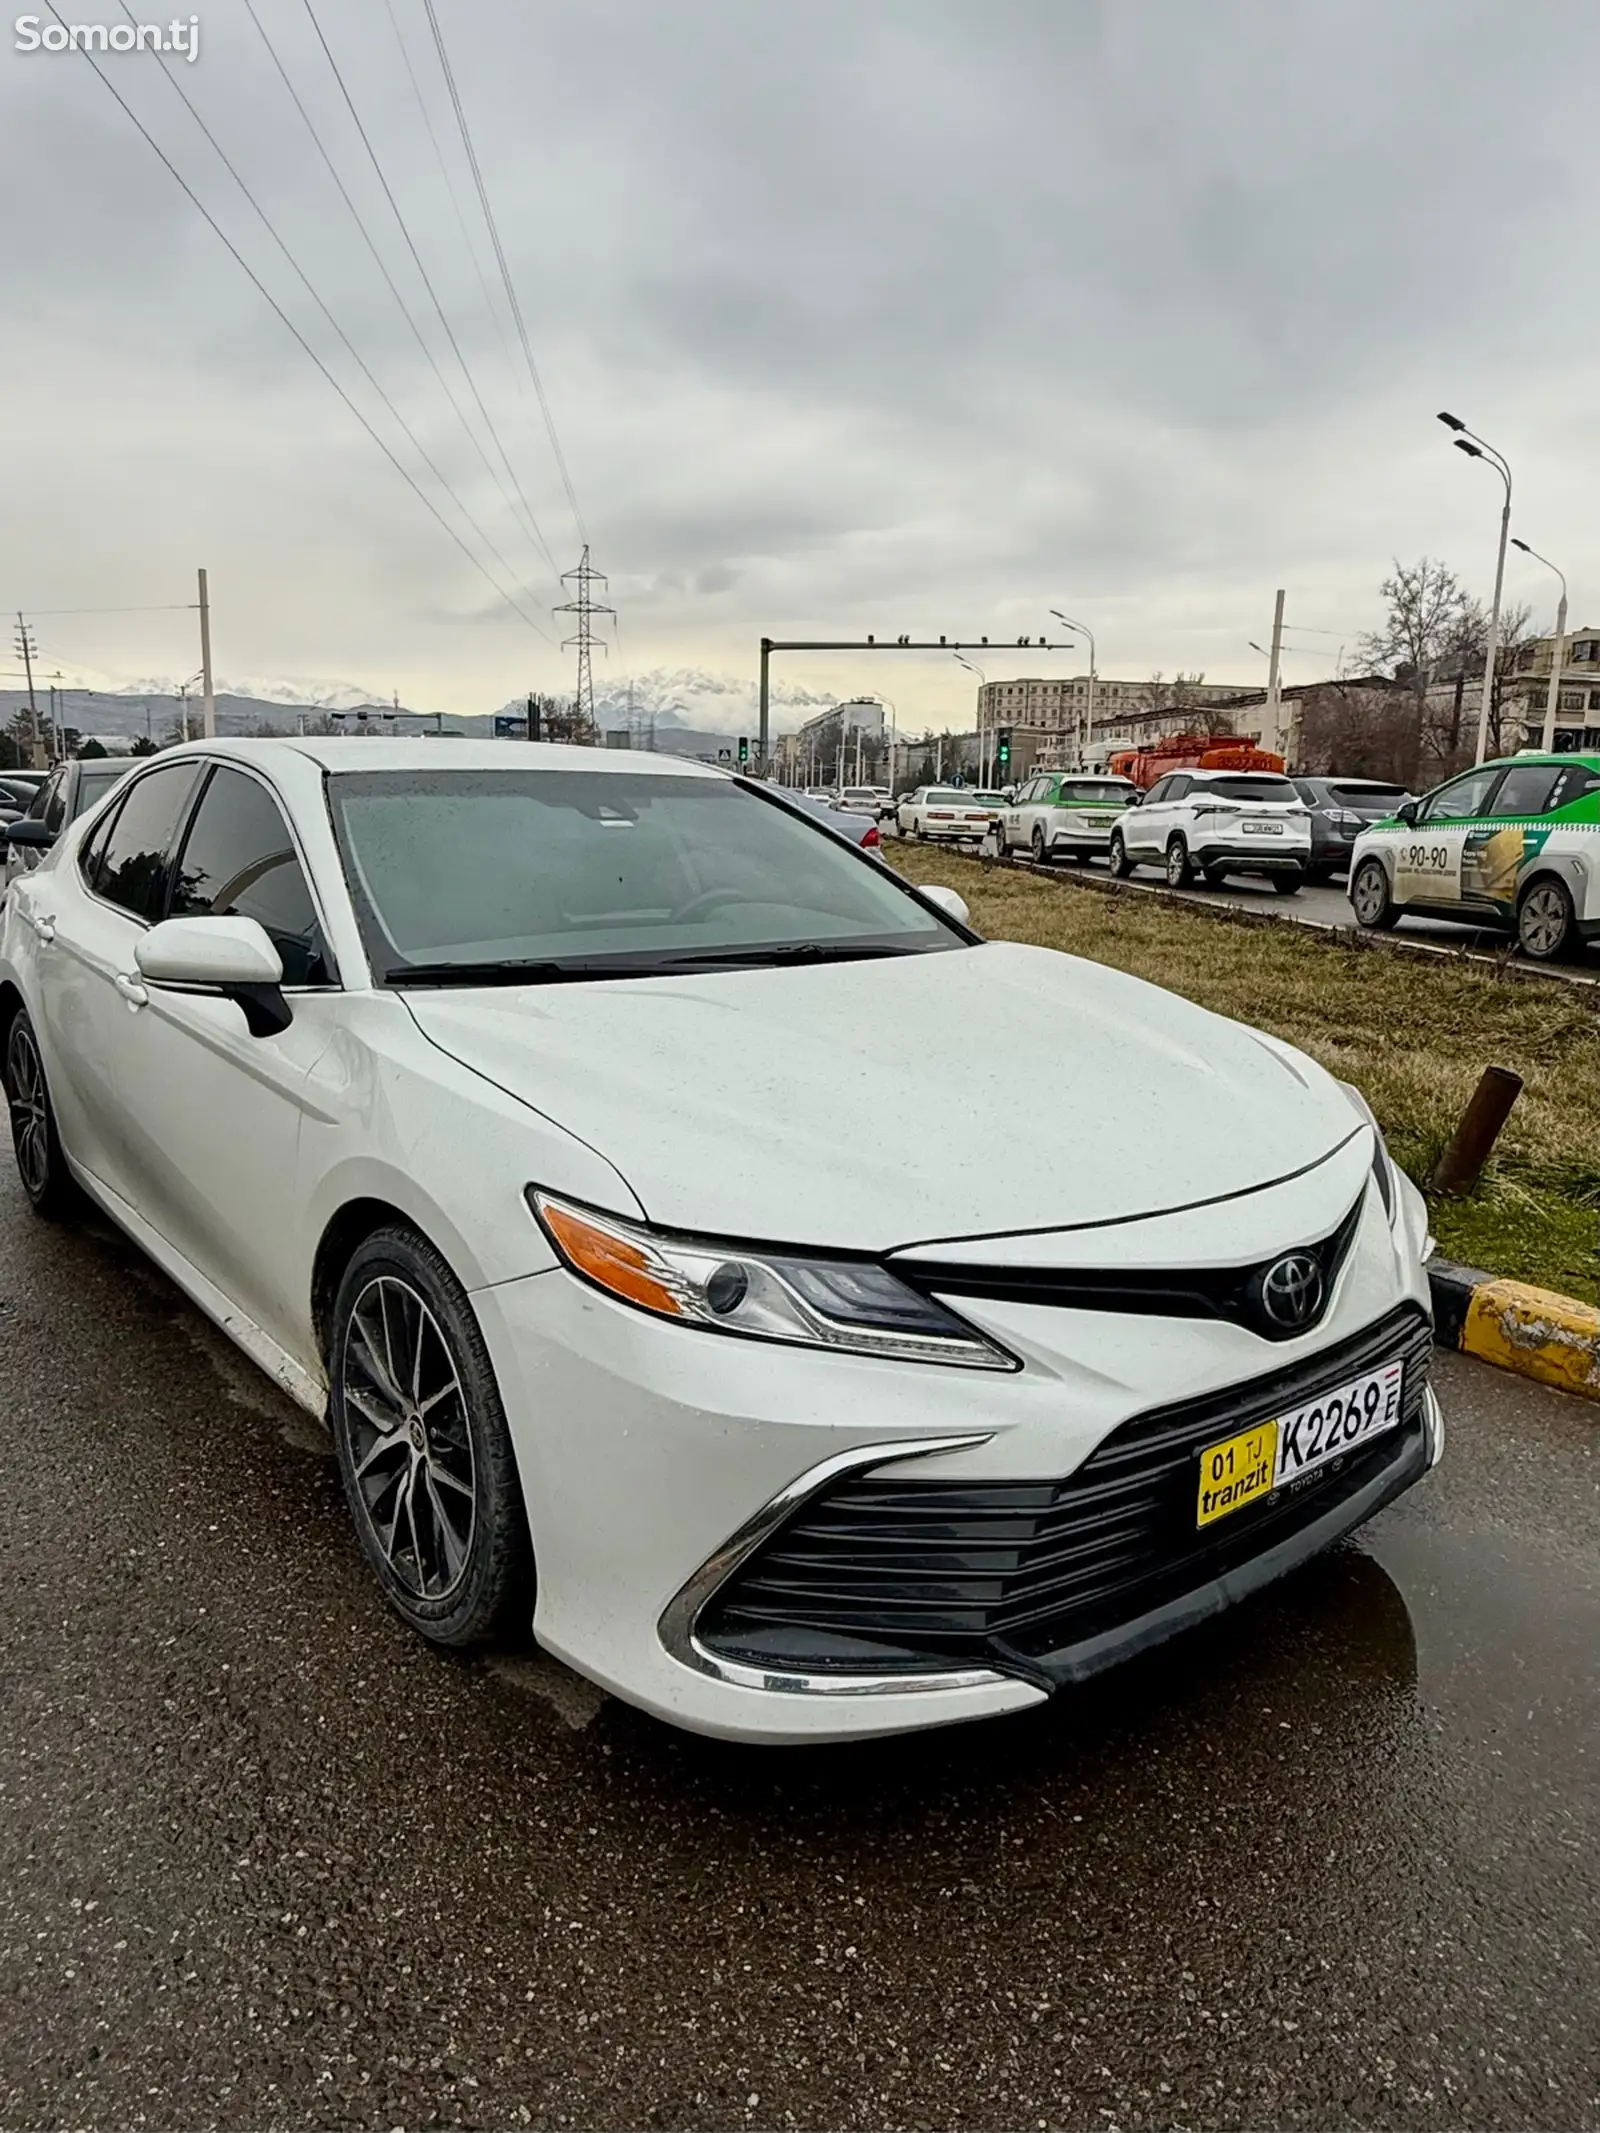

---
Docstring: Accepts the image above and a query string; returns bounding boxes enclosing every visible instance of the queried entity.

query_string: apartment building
[1504,628,1600,749]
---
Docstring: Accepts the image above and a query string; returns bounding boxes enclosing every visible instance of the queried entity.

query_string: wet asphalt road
[2,1167,1597,2133]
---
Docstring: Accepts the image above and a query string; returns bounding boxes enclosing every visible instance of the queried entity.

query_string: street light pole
[1511,538,1569,754]
[1050,611,1093,767]
[953,654,988,780]
[1438,414,1512,765]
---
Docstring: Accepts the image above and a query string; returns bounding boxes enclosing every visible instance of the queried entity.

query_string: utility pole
[554,546,615,742]
[197,567,216,738]
[14,615,42,767]
[1265,588,1286,761]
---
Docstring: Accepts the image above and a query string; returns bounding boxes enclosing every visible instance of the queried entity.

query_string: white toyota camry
[0,739,1442,1743]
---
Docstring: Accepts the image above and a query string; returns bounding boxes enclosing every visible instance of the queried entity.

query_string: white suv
[1109,769,1312,892]
[995,773,1141,863]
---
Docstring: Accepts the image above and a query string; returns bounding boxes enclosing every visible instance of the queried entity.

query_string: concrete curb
[1428,1258,1600,1402]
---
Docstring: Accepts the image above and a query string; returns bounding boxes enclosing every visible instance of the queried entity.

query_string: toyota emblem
[1259,1252,1324,1331]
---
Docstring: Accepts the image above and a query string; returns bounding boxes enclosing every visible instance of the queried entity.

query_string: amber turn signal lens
[537,1199,684,1317]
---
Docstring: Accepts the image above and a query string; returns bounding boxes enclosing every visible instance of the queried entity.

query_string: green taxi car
[1348,752,1600,962]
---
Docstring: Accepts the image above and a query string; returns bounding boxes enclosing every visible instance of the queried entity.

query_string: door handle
[114,972,149,1010]
[23,909,56,945]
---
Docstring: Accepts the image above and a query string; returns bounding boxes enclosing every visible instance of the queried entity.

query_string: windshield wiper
[385,941,934,986]
[649,941,929,970]
[385,956,672,987]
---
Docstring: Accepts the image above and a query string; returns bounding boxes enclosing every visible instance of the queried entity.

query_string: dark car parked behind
[1292,776,1412,883]
[2,757,137,892]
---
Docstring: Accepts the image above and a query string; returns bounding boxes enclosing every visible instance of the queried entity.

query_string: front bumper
[471,1172,1438,1742]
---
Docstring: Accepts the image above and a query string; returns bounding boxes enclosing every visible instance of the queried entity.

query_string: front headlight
[528,1191,1018,1371]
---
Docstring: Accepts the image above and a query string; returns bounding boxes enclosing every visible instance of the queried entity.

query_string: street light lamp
[1438,411,1512,765]
[1049,610,1093,767]
[1511,537,1569,754]
[953,653,988,782]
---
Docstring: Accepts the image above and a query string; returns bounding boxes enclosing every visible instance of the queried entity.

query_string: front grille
[893,1182,1367,1343]
[698,1305,1432,1677]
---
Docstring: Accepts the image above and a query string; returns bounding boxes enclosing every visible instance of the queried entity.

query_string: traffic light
[996,727,1012,769]
[737,735,750,766]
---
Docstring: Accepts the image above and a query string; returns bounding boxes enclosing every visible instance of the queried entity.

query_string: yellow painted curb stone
[1462,1279,1600,1401]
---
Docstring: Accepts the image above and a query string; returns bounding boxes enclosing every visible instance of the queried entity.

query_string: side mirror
[921,885,971,927]
[4,819,56,849]
[135,915,292,1038]
[1395,798,1419,825]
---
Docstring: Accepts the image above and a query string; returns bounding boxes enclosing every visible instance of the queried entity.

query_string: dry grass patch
[891,847,1600,1299]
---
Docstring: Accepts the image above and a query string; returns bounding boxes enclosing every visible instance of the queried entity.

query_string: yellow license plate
[1196,1419,1279,1528]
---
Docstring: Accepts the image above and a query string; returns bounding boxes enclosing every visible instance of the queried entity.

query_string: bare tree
[1296,681,1416,781]
[1437,598,1534,763]
[1358,557,1473,784]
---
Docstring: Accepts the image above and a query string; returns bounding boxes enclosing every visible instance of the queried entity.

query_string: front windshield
[330,769,962,982]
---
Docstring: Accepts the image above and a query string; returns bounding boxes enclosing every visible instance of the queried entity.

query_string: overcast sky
[1,0,1595,733]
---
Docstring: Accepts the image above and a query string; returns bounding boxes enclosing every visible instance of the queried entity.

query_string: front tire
[1351,856,1399,931]
[1108,831,1135,879]
[1516,877,1579,962]
[4,1010,81,1220]
[1165,836,1194,888]
[330,1225,532,1648]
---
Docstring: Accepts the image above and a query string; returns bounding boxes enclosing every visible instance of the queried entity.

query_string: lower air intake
[697,1305,1432,1678]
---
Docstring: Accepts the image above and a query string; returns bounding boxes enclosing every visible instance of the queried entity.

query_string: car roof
[1482,751,1600,772]
[142,736,729,779]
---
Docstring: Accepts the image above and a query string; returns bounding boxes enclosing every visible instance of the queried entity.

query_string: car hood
[402,940,1362,1252]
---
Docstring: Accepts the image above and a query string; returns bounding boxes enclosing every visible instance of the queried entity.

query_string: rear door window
[1547,765,1600,812]
[1489,765,1564,817]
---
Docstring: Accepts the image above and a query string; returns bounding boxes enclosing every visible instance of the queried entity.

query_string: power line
[114,0,552,637]
[380,0,521,406]
[4,603,197,616]
[42,0,551,640]
[293,0,562,581]
[422,0,587,547]
[240,4,555,588]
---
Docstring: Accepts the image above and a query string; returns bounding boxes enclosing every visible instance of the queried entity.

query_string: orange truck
[1105,732,1286,791]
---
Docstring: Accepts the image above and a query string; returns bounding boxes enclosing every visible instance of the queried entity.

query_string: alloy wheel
[340,1275,477,1601]
[6,1019,49,1200]
[1352,860,1390,926]
[1518,882,1572,961]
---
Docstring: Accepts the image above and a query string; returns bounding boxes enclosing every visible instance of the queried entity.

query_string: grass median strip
[890,847,1600,1302]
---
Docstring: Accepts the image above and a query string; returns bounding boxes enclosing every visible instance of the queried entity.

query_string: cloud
[2,0,1596,733]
